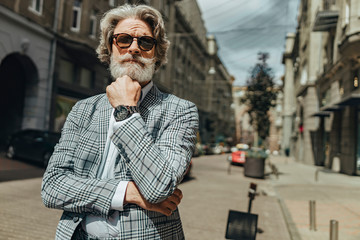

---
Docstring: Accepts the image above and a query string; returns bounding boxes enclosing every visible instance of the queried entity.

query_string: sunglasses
[112,33,157,51]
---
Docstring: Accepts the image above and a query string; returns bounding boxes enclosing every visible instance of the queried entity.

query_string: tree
[241,52,277,146]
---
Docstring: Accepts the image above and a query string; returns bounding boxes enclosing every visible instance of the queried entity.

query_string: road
[0,153,290,239]
[180,154,290,240]
[0,152,45,182]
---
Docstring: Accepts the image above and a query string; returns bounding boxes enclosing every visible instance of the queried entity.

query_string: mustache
[112,53,154,67]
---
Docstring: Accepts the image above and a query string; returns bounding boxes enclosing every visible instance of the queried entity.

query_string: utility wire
[211,8,293,47]
[206,0,288,33]
[199,0,248,14]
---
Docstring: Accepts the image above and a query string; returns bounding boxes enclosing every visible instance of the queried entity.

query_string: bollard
[315,169,319,182]
[329,220,338,240]
[309,200,316,231]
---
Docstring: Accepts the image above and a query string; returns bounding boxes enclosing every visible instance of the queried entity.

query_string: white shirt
[82,81,153,237]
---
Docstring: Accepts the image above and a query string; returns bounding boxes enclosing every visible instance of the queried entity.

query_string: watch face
[114,105,129,121]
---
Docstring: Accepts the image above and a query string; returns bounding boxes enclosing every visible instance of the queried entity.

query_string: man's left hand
[124,182,183,216]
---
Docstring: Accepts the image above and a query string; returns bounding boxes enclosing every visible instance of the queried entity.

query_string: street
[0,153,289,240]
[0,152,45,182]
[180,154,289,240]
[1,153,360,239]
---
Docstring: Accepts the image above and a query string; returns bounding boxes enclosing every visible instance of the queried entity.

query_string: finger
[166,201,177,212]
[162,198,179,212]
[173,189,183,200]
[106,85,114,98]
[167,194,181,205]
[153,204,172,216]
[133,81,142,102]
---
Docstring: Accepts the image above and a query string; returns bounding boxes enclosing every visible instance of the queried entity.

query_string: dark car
[6,129,61,168]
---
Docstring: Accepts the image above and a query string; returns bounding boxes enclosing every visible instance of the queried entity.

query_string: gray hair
[96,4,170,71]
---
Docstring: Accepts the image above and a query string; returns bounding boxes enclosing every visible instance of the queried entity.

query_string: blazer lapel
[139,85,162,120]
[98,96,112,163]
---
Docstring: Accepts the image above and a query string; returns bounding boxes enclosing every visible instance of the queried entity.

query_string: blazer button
[73,216,79,223]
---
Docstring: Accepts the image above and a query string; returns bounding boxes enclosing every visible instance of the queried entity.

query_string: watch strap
[113,105,139,122]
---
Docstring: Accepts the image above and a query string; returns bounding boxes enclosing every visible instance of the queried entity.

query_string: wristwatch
[113,105,139,122]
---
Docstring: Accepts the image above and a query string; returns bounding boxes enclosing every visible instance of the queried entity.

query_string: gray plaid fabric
[41,85,198,239]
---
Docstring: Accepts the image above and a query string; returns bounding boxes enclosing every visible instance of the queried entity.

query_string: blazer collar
[139,84,162,114]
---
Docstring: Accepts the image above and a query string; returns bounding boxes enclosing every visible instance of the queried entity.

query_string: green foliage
[246,148,268,159]
[240,52,277,140]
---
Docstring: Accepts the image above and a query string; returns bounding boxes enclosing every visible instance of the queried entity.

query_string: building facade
[283,0,360,175]
[282,0,323,164]
[0,0,56,147]
[0,0,235,149]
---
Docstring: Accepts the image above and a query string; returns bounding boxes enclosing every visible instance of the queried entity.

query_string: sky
[196,0,300,86]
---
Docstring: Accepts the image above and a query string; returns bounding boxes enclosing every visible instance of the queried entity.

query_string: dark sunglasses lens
[139,36,155,51]
[116,34,133,48]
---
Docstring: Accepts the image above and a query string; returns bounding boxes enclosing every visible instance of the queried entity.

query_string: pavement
[0,153,359,239]
[268,155,360,240]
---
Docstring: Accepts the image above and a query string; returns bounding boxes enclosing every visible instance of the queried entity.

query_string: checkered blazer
[41,84,199,239]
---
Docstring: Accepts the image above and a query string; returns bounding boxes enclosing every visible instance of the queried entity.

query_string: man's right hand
[124,182,183,216]
[106,75,141,108]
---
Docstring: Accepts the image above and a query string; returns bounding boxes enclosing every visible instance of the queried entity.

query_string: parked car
[227,143,249,166]
[203,143,222,155]
[6,129,61,168]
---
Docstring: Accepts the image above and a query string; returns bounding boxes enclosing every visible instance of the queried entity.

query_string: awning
[320,104,343,112]
[313,10,339,32]
[311,111,331,117]
[336,93,360,106]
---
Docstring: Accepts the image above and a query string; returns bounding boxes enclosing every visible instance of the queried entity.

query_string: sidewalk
[268,155,360,240]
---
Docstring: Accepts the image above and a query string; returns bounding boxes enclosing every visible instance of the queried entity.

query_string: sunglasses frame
[111,33,157,51]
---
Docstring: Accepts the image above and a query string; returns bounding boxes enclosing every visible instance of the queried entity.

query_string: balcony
[313,10,339,32]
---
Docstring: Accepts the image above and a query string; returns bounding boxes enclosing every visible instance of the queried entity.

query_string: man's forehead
[114,18,153,36]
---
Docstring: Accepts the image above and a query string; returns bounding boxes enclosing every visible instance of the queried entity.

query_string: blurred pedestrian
[41,4,198,239]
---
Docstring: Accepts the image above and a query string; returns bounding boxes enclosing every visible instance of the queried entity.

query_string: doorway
[0,53,38,149]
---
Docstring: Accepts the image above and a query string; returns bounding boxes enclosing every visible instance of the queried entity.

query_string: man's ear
[108,38,114,53]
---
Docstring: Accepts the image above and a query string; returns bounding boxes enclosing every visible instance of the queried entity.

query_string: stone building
[232,86,253,145]
[0,0,56,147]
[283,0,360,175]
[0,0,234,149]
[282,0,323,164]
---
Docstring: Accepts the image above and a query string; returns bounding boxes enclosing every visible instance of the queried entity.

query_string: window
[59,59,75,83]
[89,10,97,38]
[321,88,331,107]
[339,80,344,95]
[29,0,43,15]
[300,65,308,85]
[59,59,94,88]
[342,0,350,28]
[71,0,82,32]
[79,68,94,88]
[353,69,359,89]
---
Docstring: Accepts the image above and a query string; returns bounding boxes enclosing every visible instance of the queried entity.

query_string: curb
[277,197,302,240]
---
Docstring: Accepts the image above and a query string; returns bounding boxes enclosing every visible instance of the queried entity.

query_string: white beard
[109,53,156,84]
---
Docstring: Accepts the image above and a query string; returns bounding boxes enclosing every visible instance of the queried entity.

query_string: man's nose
[128,39,140,54]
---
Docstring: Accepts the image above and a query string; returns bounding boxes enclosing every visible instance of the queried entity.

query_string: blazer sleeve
[111,101,199,204]
[41,101,120,218]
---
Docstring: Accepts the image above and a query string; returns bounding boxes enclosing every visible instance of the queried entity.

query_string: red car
[228,144,249,166]
[230,150,247,165]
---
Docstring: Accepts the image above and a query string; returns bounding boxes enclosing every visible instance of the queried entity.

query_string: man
[41,4,198,240]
